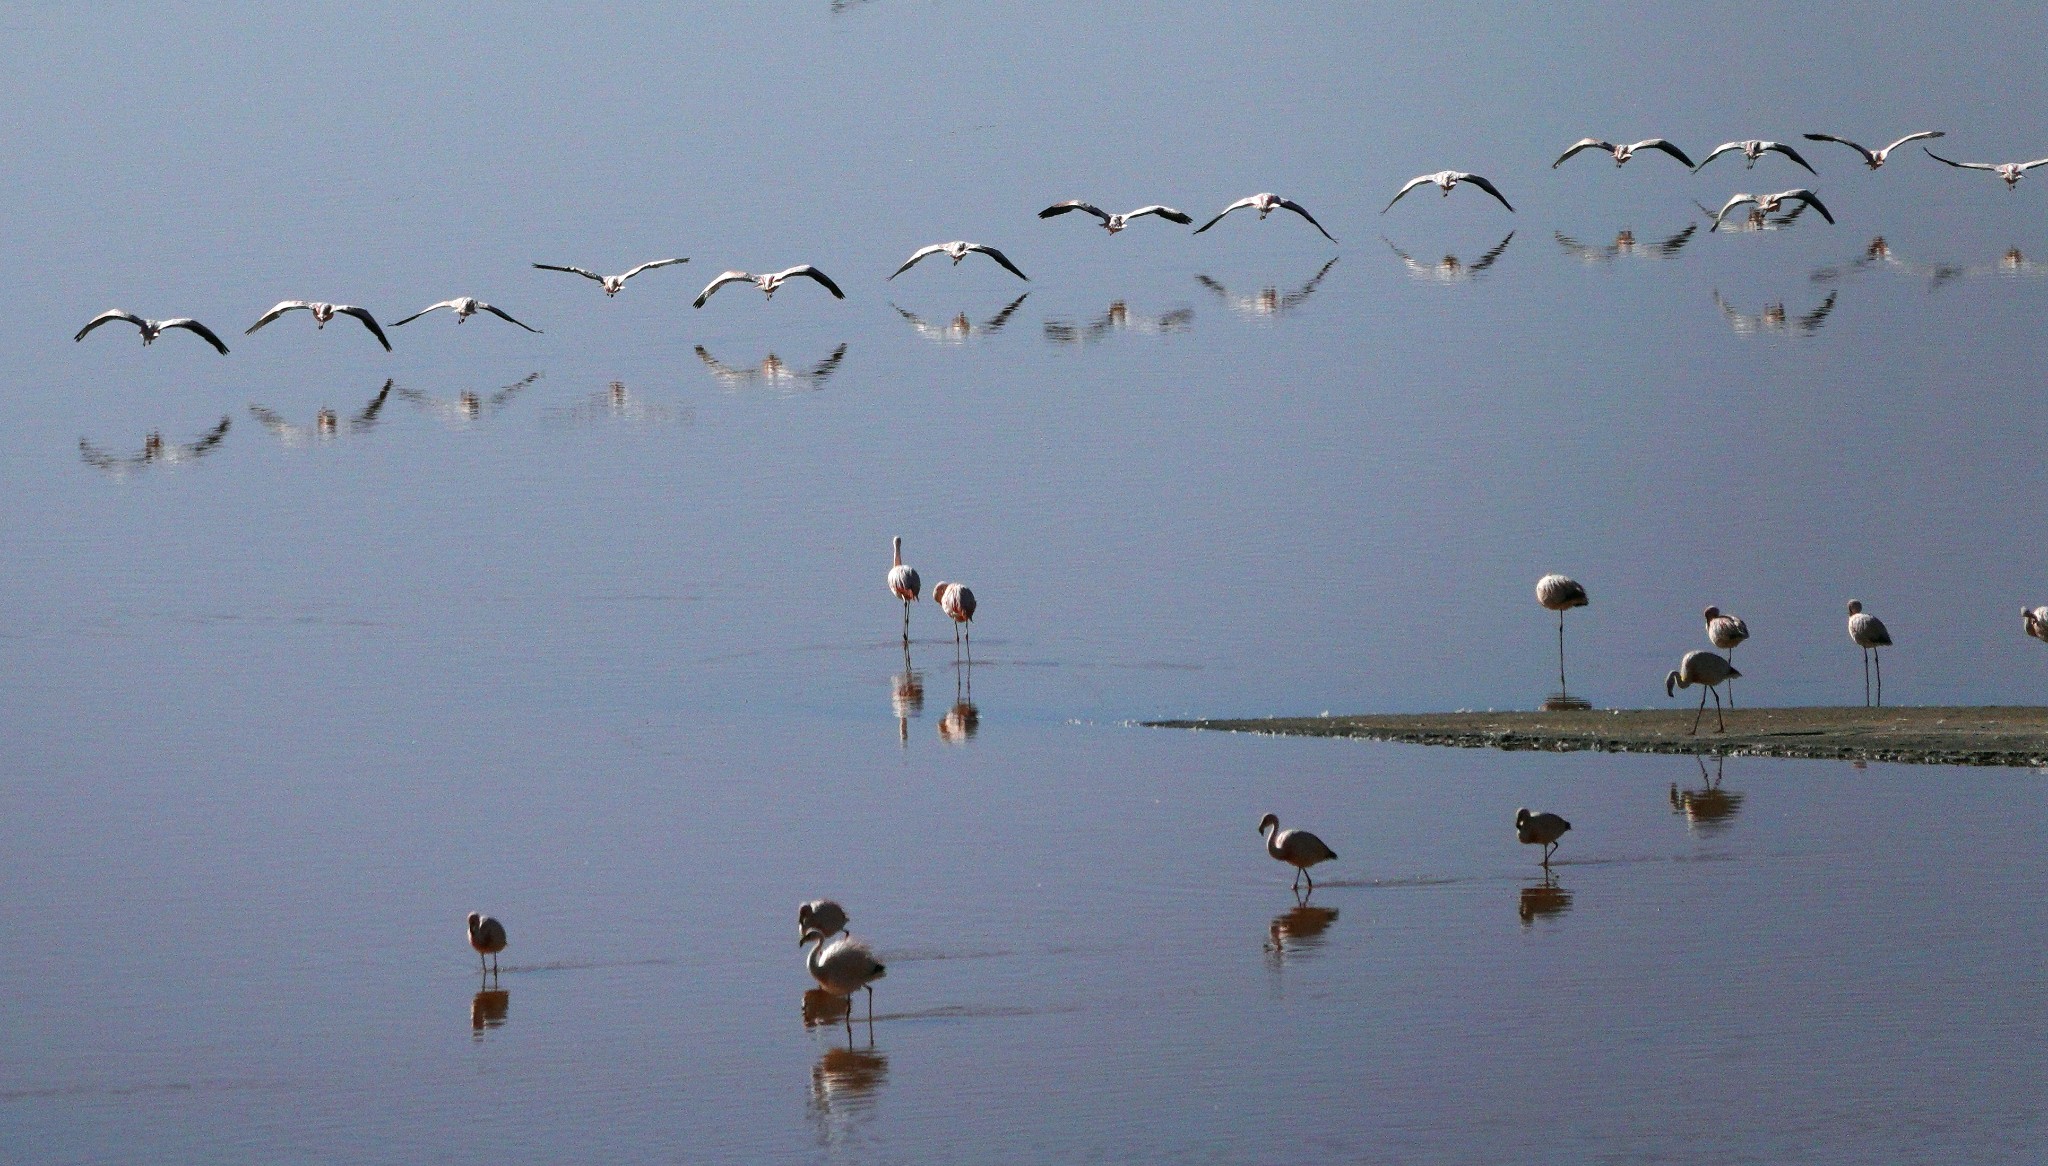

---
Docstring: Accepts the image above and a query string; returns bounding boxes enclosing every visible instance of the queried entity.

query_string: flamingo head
[1703,606,1721,621]
[1257,812,1281,837]
[799,927,826,950]
[1846,600,1863,615]
[1515,808,1532,830]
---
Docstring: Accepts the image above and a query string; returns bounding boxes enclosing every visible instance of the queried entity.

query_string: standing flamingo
[1514,808,1572,867]
[466,912,507,977]
[887,538,921,644]
[2024,606,2048,644]
[1536,575,1589,692]
[1666,650,1740,734]
[1846,600,1892,706]
[934,581,976,659]
[1703,606,1750,706]
[801,928,887,1032]
[1257,813,1337,892]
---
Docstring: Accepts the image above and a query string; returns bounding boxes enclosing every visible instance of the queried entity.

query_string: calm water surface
[4,4,2046,1162]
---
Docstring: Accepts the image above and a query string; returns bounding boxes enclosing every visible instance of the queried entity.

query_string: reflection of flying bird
[798,899,850,942]
[1383,172,1514,214]
[1666,650,1740,734]
[466,912,507,976]
[692,343,848,388]
[889,241,1029,282]
[532,258,687,296]
[1515,808,1572,866]
[1846,600,1892,707]
[1801,131,1943,169]
[1554,225,1695,263]
[544,381,685,427]
[1713,289,1836,337]
[1043,300,1193,344]
[1693,139,1817,175]
[1710,190,1833,231]
[1552,137,1695,169]
[1196,192,1338,241]
[388,297,541,332]
[1257,813,1336,892]
[397,371,541,423]
[79,415,232,474]
[1923,148,2048,189]
[892,294,1029,343]
[1382,233,1514,282]
[693,266,846,307]
[245,301,392,351]
[1038,200,1193,234]
[74,310,230,354]
[1194,257,1338,316]
[1696,197,1809,234]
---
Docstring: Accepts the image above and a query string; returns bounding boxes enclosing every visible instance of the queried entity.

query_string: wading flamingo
[1257,813,1337,892]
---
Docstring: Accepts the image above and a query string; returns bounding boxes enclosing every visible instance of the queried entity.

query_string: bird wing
[335,306,392,351]
[1470,231,1516,271]
[692,272,754,308]
[1765,142,1818,175]
[804,342,850,381]
[1880,131,1943,155]
[74,309,148,341]
[160,318,230,354]
[1709,194,1760,230]
[1551,138,1613,168]
[1126,205,1193,224]
[1798,290,1838,333]
[1038,200,1109,222]
[1455,175,1515,213]
[1381,176,1436,214]
[1923,148,1994,171]
[779,266,847,299]
[244,301,314,334]
[1631,139,1696,168]
[246,403,294,434]
[1780,189,1834,223]
[1692,142,1743,172]
[184,415,233,457]
[1802,133,1876,164]
[887,244,949,280]
[387,301,456,327]
[1382,237,1421,268]
[1195,196,1260,232]
[352,380,394,428]
[1552,232,1601,260]
[1275,198,1339,240]
[966,243,1030,281]
[1194,274,1228,295]
[480,303,543,332]
[532,263,606,282]
[2021,157,2048,171]
[619,258,688,281]
[1653,223,1697,255]
[692,344,746,377]
[981,292,1029,331]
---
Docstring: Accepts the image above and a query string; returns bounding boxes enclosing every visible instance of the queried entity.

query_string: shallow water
[4,3,2047,1162]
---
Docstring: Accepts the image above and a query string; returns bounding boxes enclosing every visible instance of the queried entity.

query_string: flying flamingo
[1923,148,2048,189]
[1846,600,1892,706]
[934,581,976,658]
[887,537,921,643]
[1257,813,1337,892]
[74,310,230,354]
[1382,172,1514,214]
[889,241,1029,282]
[1195,193,1339,241]
[692,266,846,308]
[1703,606,1750,706]
[1693,139,1817,175]
[244,301,392,351]
[1038,201,1194,234]
[1536,575,1589,693]
[1801,131,1944,169]
[1552,137,1696,169]
[387,297,541,331]
[1666,650,1740,734]
[531,257,688,296]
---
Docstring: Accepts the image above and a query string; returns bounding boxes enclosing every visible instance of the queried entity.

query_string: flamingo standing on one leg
[887,538,921,645]
[1703,606,1750,706]
[1846,600,1892,706]
[1515,808,1572,867]
[934,581,976,660]
[1536,575,1589,692]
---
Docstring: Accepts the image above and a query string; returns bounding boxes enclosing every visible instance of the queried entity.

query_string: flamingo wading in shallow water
[1703,607,1749,706]
[934,581,976,658]
[1667,650,1740,734]
[1536,575,1589,693]
[1515,808,1571,867]
[887,538,921,643]
[801,929,886,1030]
[1258,813,1337,892]
[467,912,507,976]
[798,899,849,942]
[1847,600,1892,706]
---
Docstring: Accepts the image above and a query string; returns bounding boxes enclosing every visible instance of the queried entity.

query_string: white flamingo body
[1257,813,1336,891]
[1924,149,2048,188]
[1552,137,1695,169]
[1802,131,1943,169]
[74,310,230,354]
[1038,201,1193,233]
[245,301,392,351]
[693,266,847,307]
[1847,600,1893,706]
[1694,140,1817,175]
[532,258,688,296]
[890,241,1029,281]
[1537,574,1588,690]
[1383,172,1514,214]
[1666,650,1740,734]
[1515,807,1572,865]
[388,297,541,331]
[2025,606,2048,644]
[1196,192,1338,241]
[934,581,976,656]
[802,928,886,1026]
[888,537,921,641]
[466,911,507,974]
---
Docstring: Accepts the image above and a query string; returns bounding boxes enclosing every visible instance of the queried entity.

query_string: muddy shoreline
[1145,706,2048,767]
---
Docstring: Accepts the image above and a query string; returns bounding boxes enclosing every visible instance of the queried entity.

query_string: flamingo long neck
[806,938,828,979]
[893,538,902,567]
[1264,822,1284,860]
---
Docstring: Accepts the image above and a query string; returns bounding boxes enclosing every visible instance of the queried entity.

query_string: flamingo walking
[801,929,887,1031]
[1536,574,1589,691]
[1703,606,1750,706]
[1515,808,1572,866]
[1257,813,1337,891]
[1666,650,1740,734]
[1846,600,1892,706]
[887,538,921,644]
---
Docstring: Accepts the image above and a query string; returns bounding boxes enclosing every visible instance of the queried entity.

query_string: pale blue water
[2,4,2045,1162]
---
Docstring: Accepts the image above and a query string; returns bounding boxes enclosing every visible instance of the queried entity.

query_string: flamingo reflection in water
[1713,289,1837,338]
[1382,234,1514,283]
[397,372,542,426]
[810,1035,888,1126]
[248,380,394,445]
[80,415,232,476]
[544,381,687,427]
[1670,754,1745,832]
[1519,874,1573,925]
[692,343,848,390]
[1265,901,1339,967]
[1554,224,1696,263]
[892,650,925,745]
[938,661,978,744]
[892,293,1029,344]
[1043,301,1192,345]
[1194,256,1339,317]
[470,985,509,1037]
[1696,197,1811,234]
